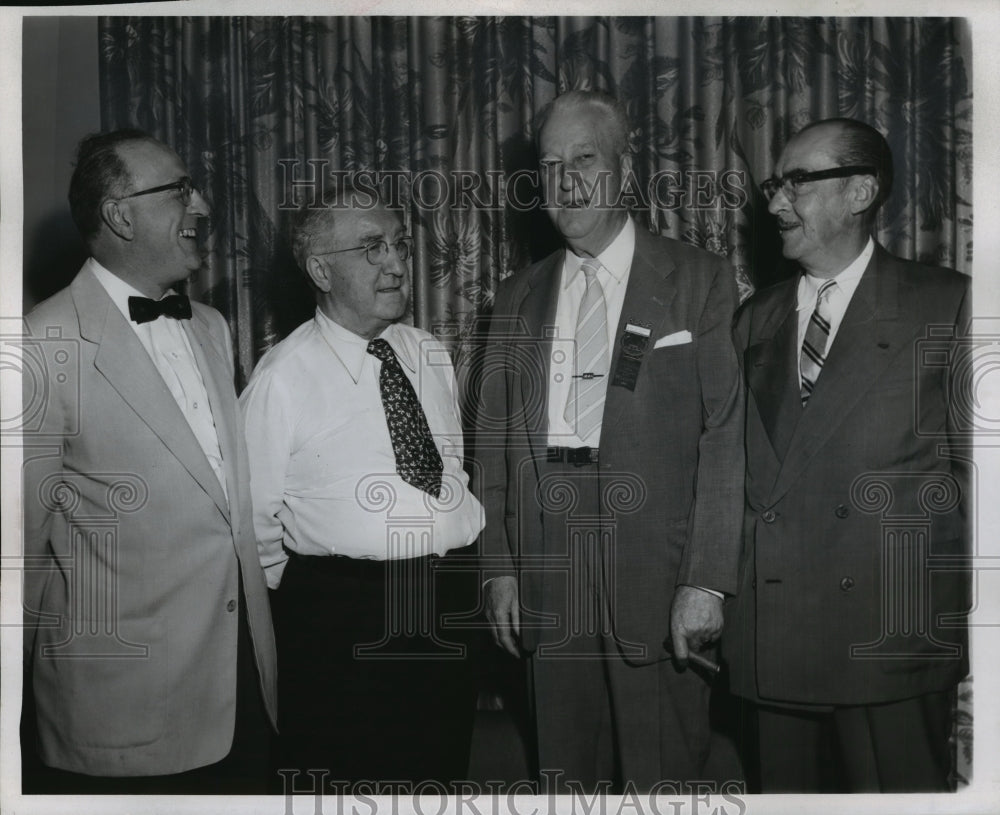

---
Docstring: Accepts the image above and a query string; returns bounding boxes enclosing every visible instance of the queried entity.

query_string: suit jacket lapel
[74,269,231,521]
[746,281,801,461]
[183,311,237,523]
[600,227,678,444]
[518,253,562,461]
[770,247,903,502]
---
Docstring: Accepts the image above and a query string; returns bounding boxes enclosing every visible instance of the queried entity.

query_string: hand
[484,576,521,658]
[669,585,724,668]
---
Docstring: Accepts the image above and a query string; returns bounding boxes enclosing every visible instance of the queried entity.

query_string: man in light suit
[21,130,277,793]
[478,91,744,791]
[724,118,970,792]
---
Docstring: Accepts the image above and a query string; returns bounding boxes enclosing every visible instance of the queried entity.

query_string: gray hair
[288,183,381,271]
[534,90,631,157]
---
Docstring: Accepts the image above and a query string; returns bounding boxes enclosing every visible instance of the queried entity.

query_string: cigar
[663,639,721,675]
[684,650,721,675]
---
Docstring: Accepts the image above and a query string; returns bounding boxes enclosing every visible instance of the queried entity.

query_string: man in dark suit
[724,117,970,792]
[478,90,744,792]
[21,130,277,793]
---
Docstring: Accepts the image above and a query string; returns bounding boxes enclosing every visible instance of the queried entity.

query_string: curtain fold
[98,16,972,388]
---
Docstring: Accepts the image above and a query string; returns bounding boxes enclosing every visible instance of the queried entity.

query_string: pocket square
[654,330,692,349]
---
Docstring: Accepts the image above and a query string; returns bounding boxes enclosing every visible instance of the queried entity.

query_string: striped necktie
[564,258,610,441]
[799,278,837,405]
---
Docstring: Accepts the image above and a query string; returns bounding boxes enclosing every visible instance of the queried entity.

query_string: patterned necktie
[799,279,837,405]
[367,338,444,498]
[564,258,610,441]
[128,294,192,324]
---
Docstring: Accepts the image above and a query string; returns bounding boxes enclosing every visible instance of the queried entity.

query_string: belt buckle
[545,446,598,466]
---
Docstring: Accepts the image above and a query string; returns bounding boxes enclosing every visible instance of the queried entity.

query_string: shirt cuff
[683,584,725,600]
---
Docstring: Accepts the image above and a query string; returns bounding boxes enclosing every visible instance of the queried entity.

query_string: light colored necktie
[565,258,610,441]
[799,278,837,405]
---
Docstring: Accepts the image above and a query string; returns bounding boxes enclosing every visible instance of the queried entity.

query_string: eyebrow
[357,227,404,244]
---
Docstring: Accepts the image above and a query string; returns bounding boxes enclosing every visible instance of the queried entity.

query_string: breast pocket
[642,340,698,395]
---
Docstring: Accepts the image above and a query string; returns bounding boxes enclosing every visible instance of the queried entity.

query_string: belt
[546,446,599,466]
[287,550,438,575]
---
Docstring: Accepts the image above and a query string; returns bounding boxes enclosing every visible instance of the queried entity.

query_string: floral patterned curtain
[98,16,972,389]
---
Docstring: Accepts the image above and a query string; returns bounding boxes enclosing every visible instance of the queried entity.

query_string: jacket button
[835,504,850,519]
[751,579,757,590]
[762,509,776,523]
[226,599,237,612]
[839,577,855,592]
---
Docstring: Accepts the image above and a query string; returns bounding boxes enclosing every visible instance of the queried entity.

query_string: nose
[767,186,789,215]
[382,245,407,276]
[188,188,211,217]
[558,165,575,193]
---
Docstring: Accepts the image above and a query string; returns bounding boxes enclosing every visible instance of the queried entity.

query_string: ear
[306,255,332,292]
[848,175,878,216]
[101,199,134,240]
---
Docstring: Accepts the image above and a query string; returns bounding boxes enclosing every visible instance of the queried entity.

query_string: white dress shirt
[547,217,635,447]
[796,238,874,367]
[90,258,228,499]
[240,309,485,588]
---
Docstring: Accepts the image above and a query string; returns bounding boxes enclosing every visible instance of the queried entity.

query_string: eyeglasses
[314,236,413,266]
[119,177,196,206]
[760,165,877,202]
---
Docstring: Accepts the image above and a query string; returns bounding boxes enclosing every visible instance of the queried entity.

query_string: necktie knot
[366,337,395,363]
[580,258,602,284]
[816,278,837,303]
[128,294,192,324]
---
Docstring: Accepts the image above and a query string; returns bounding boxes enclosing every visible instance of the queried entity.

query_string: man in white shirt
[478,90,744,791]
[725,117,970,791]
[240,190,484,787]
[21,130,277,793]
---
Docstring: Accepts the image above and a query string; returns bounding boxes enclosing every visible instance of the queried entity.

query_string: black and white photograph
[2,3,999,814]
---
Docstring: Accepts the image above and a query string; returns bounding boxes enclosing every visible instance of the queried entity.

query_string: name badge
[611,323,651,391]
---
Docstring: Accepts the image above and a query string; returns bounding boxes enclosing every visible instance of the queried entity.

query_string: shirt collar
[563,217,635,289]
[314,308,415,384]
[88,257,179,325]
[796,237,875,311]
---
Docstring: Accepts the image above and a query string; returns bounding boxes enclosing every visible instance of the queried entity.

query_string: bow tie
[128,294,192,324]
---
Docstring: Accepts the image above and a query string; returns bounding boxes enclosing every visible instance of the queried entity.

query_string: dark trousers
[273,547,478,790]
[527,459,713,793]
[755,688,956,793]
[22,578,274,795]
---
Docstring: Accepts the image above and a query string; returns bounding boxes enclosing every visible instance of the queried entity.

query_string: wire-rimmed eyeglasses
[313,236,414,266]
[760,165,877,202]
[118,176,197,206]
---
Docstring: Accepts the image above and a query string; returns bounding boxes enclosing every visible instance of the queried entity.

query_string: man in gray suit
[478,91,744,791]
[21,130,277,793]
[724,117,970,792]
